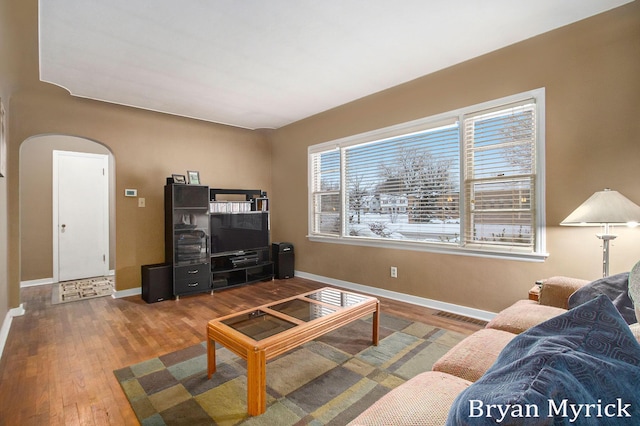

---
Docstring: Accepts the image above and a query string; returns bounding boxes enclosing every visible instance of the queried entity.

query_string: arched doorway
[19,135,116,290]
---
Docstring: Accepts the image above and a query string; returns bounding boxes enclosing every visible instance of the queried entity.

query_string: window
[308,89,546,260]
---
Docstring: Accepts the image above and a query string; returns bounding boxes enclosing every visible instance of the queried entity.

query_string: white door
[53,150,109,282]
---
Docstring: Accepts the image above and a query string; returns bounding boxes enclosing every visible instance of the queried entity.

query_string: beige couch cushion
[485,299,567,334]
[432,328,516,382]
[348,371,471,426]
[538,276,589,308]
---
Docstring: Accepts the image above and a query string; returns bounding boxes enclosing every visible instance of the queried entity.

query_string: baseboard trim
[113,287,141,299]
[295,271,497,322]
[20,278,55,288]
[0,304,26,361]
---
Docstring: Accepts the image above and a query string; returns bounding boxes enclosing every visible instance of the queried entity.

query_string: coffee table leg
[207,337,216,379]
[247,348,267,415]
[372,301,380,346]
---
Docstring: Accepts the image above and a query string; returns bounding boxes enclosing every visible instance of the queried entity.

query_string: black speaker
[141,263,173,303]
[272,242,294,279]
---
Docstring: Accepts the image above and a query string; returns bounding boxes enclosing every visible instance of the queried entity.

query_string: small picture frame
[172,174,186,184]
[187,171,200,185]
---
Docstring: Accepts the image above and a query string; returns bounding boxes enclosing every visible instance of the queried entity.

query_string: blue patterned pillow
[446,295,640,425]
[568,272,636,324]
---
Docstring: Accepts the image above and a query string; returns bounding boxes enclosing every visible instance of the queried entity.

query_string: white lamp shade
[560,189,640,226]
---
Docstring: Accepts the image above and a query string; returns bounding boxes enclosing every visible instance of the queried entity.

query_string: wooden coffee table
[206,287,380,415]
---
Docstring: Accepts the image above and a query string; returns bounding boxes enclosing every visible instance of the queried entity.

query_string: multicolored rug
[51,276,114,304]
[114,313,468,425]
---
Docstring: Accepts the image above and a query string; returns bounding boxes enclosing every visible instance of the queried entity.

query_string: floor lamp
[560,188,640,277]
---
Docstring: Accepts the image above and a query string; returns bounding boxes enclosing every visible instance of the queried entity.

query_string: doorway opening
[19,135,116,297]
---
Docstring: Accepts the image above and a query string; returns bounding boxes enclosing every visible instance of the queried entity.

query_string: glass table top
[222,310,296,341]
[306,288,369,307]
[269,299,337,322]
[217,289,373,342]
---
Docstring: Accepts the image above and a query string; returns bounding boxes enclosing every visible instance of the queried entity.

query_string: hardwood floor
[0,277,484,425]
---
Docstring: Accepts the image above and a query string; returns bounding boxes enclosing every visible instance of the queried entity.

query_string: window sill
[307,234,549,262]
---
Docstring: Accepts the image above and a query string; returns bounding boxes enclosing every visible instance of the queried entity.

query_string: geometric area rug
[114,313,467,425]
[51,275,114,304]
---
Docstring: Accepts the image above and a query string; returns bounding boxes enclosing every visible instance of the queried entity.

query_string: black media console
[209,188,274,290]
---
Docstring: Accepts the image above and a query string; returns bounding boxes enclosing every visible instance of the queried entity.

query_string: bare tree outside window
[379,147,456,223]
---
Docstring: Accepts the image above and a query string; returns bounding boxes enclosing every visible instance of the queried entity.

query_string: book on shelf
[209,201,252,213]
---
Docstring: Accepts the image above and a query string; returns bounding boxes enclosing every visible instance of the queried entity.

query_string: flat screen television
[210,212,270,255]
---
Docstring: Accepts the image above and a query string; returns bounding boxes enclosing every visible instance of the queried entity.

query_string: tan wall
[0,0,22,317]
[270,2,640,313]
[9,88,270,297]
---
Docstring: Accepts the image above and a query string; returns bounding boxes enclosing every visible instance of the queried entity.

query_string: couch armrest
[538,276,590,309]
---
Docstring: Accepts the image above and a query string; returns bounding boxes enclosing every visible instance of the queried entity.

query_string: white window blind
[463,100,536,251]
[310,150,341,236]
[344,124,460,242]
[308,89,545,260]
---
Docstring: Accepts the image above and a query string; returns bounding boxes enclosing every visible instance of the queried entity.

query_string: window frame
[307,88,547,262]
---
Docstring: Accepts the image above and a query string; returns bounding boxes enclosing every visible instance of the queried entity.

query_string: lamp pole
[597,223,616,277]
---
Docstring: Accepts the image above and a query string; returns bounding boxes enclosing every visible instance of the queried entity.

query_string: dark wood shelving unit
[164,184,211,299]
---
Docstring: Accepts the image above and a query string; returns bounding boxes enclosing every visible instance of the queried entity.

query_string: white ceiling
[38,0,632,130]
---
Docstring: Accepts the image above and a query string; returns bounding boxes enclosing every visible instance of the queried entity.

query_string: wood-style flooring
[0,277,484,425]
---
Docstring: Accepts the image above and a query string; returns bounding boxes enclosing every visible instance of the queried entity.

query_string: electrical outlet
[138,197,146,207]
[390,266,398,278]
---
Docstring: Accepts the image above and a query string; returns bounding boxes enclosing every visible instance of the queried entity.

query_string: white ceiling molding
[38,0,632,130]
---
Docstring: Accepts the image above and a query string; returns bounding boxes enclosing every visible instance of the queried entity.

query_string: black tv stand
[209,188,274,290]
[211,248,273,290]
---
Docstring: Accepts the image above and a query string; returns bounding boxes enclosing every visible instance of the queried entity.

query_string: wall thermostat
[125,189,137,197]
